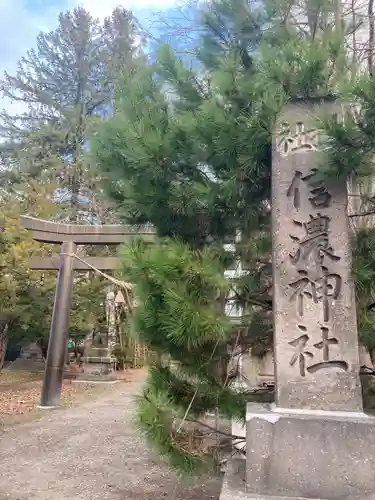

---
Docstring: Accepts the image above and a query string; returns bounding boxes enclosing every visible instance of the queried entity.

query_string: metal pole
[40,240,76,407]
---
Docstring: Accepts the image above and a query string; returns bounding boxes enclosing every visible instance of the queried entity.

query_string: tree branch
[185,417,245,442]
[349,210,375,218]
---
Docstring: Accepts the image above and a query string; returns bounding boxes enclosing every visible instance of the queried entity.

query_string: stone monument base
[220,459,324,500]
[220,465,375,500]
[220,403,375,500]
[77,351,117,383]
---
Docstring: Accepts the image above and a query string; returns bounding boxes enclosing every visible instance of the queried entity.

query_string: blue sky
[0,0,183,114]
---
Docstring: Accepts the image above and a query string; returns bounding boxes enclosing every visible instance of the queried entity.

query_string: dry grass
[0,368,136,427]
[0,370,41,386]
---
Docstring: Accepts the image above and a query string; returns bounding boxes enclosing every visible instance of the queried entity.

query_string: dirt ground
[0,369,108,426]
[0,369,222,500]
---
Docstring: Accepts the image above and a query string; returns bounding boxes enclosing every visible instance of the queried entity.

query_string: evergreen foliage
[91,0,361,473]
[0,6,142,223]
[318,76,375,181]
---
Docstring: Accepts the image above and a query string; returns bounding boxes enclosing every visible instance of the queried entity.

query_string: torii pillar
[21,216,154,407]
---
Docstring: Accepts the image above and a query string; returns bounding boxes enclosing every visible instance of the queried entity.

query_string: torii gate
[21,216,155,408]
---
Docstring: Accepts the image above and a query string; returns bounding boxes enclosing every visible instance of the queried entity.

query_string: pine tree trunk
[0,324,9,371]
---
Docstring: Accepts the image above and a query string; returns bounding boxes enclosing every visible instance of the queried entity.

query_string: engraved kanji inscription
[307,327,349,373]
[277,121,322,158]
[287,169,331,209]
[287,171,303,209]
[302,168,332,209]
[289,270,318,317]
[289,326,348,377]
[288,325,314,377]
[289,214,340,267]
[289,268,342,320]
[317,266,342,322]
[309,186,331,208]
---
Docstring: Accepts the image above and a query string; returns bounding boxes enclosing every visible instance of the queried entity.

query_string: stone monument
[220,98,375,500]
[20,341,44,360]
[7,341,46,373]
[79,344,117,382]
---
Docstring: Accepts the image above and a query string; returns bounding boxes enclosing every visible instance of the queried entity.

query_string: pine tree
[0,6,142,223]
[91,0,368,474]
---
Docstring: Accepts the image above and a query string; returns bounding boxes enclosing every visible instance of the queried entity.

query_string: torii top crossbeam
[20,216,155,245]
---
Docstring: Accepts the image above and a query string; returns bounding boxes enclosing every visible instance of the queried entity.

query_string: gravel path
[0,375,222,500]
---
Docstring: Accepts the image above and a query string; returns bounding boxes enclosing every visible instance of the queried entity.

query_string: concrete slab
[245,403,375,500]
[219,460,325,500]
